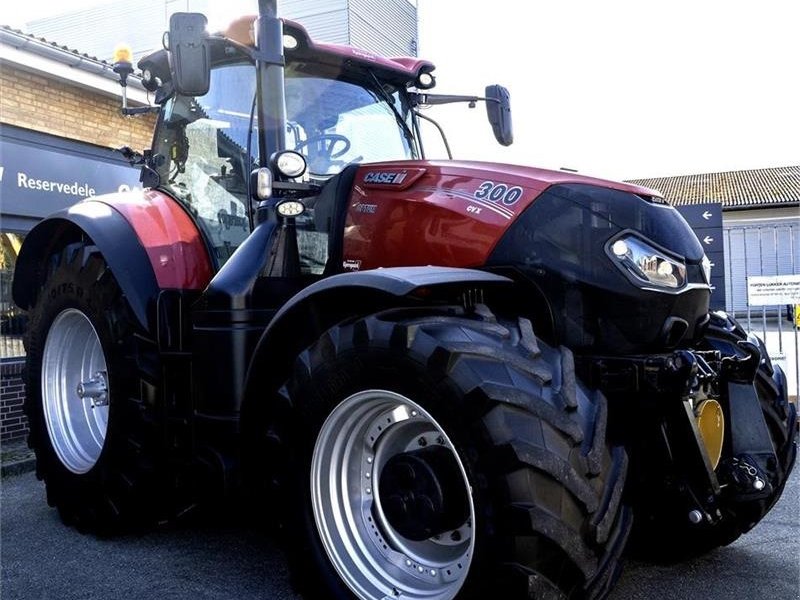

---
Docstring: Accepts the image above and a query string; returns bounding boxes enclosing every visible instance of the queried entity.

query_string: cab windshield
[284,65,417,176]
[152,58,416,265]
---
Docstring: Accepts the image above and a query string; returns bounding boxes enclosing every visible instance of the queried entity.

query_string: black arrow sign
[676,202,726,310]
[677,202,723,229]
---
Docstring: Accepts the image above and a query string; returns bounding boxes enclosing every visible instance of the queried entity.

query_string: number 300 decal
[474,181,524,205]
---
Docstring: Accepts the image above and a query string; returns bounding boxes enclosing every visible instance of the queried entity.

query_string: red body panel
[343,160,659,271]
[283,19,435,80]
[94,190,214,290]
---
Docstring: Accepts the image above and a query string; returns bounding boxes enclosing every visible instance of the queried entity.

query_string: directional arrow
[703,235,714,245]
[677,203,722,228]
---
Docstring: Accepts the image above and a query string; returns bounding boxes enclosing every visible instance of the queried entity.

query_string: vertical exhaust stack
[255,0,287,164]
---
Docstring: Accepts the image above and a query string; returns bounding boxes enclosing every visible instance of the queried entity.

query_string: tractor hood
[341,158,708,354]
[342,159,667,272]
[405,160,663,199]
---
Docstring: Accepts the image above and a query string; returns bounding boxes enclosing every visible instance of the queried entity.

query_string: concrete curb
[1,456,36,478]
[1,441,37,478]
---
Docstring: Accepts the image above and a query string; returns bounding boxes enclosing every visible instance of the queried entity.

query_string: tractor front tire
[24,242,163,533]
[266,307,631,599]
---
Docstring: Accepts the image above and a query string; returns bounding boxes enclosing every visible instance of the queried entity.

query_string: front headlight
[701,254,712,284]
[608,235,687,289]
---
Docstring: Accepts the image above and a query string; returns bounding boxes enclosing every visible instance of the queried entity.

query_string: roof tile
[1,24,108,64]
[625,166,799,209]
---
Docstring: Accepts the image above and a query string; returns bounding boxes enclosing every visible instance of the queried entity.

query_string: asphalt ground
[1,466,798,600]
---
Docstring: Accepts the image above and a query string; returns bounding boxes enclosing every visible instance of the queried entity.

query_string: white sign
[747,274,800,306]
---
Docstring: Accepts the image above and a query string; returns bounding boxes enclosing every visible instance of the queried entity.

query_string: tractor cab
[112,13,510,274]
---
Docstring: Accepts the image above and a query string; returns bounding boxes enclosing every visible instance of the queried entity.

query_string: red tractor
[13,3,796,599]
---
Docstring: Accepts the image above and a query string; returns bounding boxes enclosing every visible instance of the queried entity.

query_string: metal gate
[723,221,800,401]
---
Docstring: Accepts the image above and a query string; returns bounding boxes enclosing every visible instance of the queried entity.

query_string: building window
[1,233,26,359]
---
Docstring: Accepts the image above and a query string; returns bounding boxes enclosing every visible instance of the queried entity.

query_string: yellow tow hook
[695,399,725,470]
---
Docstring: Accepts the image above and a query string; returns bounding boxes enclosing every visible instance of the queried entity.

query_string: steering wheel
[294,133,351,160]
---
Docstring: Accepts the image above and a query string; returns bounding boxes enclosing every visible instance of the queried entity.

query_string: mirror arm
[114,61,159,117]
[122,106,161,116]
[411,92,498,107]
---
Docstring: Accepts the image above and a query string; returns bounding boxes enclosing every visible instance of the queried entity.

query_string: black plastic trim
[268,266,510,327]
[12,203,160,331]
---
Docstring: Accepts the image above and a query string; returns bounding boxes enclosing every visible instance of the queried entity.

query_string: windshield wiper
[366,69,417,154]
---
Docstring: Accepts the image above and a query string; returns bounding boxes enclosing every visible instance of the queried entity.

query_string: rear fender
[13,191,213,332]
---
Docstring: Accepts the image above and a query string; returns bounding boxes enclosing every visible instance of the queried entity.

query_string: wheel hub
[379,446,470,541]
[76,372,109,407]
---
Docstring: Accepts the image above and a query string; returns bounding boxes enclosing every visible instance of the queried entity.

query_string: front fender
[244,266,512,401]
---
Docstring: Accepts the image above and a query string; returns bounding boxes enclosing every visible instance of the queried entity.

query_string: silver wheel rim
[311,390,475,600]
[42,308,109,474]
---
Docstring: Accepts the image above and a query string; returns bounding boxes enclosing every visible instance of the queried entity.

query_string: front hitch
[721,340,761,383]
[717,340,778,500]
[585,342,778,524]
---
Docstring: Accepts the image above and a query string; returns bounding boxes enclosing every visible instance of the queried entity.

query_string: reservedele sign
[14,170,98,198]
[1,136,141,219]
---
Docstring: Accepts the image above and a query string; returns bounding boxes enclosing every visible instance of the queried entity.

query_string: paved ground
[2,466,798,600]
[614,467,800,599]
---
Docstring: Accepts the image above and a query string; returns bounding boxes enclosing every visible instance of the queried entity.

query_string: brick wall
[1,361,27,444]
[0,63,156,151]
[1,63,157,445]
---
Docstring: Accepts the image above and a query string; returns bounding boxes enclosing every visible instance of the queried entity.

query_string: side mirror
[485,85,513,146]
[167,13,210,97]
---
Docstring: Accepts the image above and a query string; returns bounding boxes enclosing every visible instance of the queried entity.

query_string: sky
[3,0,798,181]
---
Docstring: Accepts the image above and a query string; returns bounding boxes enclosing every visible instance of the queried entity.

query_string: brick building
[0,27,155,443]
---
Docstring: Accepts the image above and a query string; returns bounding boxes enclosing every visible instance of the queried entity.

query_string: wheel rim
[41,308,109,474]
[311,390,475,600]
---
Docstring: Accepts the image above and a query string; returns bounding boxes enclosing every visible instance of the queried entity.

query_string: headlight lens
[608,235,687,289]
[701,254,712,284]
[276,200,305,217]
[272,150,307,179]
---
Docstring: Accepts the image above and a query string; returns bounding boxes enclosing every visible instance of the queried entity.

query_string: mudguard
[244,266,512,401]
[13,190,213,332]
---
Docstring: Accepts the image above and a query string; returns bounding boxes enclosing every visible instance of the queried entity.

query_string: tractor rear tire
[266,307,631,599]
[630,311,797,559]
[24,241,164,533]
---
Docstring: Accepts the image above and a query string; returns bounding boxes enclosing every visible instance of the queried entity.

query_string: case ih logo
[363,171,408,185]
